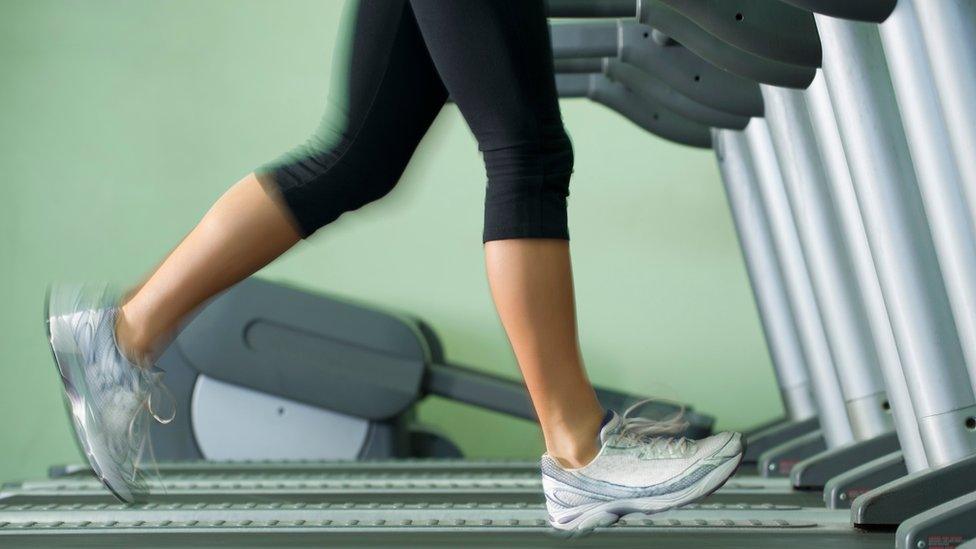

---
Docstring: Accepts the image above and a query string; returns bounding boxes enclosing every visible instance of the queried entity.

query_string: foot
[542,409,743,532]
[45,283,175,503]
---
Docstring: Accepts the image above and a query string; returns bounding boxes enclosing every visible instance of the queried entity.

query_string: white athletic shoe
[45,283,175,503]
[542,407,743,532]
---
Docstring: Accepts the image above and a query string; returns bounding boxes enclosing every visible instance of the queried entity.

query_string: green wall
[0,0,781,483]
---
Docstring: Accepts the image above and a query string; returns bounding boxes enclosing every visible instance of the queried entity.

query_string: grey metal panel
[616,22,764,116]
[804,71,928,473]
[758,430,827,478]
[743,120,854,448]
[852,454,976,528]
[190,376,369,461]
[760,86,890,441]
[176,278,427,420]
[555,73,591,98]
[549,20,619,58]
[789,432,900,490]
[777,0,895,23]
[823,451,905,510]
[742,418,820,466]
[607,60,750,129]
[585,74,713,147]
[713,129,816,424]
[652,0,821,67]
[895,490,976,549]
[816,15,976,467]
[639,0,815,87]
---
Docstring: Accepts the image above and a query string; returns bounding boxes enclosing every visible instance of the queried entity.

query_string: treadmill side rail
[824,451,906,510]
[790,431,901,490]
[758,431,826,477]
[744,417,819,465]
[896,491,976,549]
[852,454,976,527]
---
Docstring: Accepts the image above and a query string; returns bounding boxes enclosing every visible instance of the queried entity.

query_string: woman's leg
[407,0,604,468]
[409,4,742,531]
[485,239,604,467]
[116,174,300,362]
[117,0,448,362]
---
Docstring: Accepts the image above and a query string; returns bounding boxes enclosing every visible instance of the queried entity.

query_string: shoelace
[642,435,692,458]
[617,398,693,455]
[125,366,176,485]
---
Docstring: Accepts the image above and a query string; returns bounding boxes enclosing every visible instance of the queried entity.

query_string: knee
[482,132,574,242]
[257,142,406,238]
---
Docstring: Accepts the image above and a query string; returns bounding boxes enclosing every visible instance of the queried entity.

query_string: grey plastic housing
[555,73,712,148]
[789,431,901,490]
[824,451,906,509]
[742,416,819,465]
[896,491,976,549]
[553,57,749,129]
[778,0,896,23]
[638,1,815,88]
[175,278,428,420]
[758,430,826,478]
[602,58,749,129]
[549,21,763,117]
[648,0,821,67]
[852,453,976,527]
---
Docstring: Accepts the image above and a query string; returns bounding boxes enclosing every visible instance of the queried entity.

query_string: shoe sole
[548,433,746,533]
[45,284,140,504]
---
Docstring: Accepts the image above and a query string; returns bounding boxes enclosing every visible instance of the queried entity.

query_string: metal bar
[713,128,817,423]
[913,0,976,232]
[804,71,928,473]
[816,14,976,467]
[742,120,854,449]
[759,85,890,441]
[549,21,619,58]
[881,0,976,398]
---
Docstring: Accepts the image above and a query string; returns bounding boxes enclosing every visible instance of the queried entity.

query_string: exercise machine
[142,277,713,462]
[6,0,976,546]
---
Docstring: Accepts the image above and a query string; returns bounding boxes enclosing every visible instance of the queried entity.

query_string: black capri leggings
[255,0,574,242]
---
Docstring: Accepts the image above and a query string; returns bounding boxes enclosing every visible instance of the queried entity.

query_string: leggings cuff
[483,225,570,243]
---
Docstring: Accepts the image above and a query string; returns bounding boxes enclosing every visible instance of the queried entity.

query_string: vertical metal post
[743,119,854,448]
[816,15,976,467]
[805,71,928,473]
[760,85,892,441]
[880,0,976,397]
[913,0,976,217]
[712,128,818,423]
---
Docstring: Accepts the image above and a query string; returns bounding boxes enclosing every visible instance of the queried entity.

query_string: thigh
[407,0,565,150]
[258,0,450,235]
[306,0,448,155]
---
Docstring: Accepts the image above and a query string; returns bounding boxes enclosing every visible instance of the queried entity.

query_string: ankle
[114,306,155,366]
[544,409,605,469]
